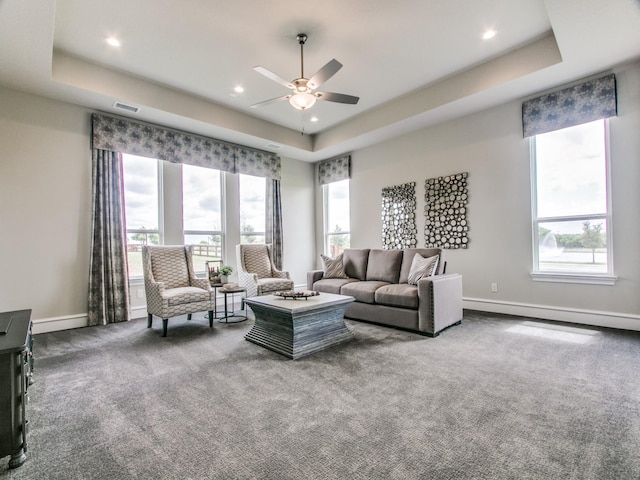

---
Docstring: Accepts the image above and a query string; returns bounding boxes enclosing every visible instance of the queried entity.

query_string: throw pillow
[321,253,348,279]
[407,253,439,285]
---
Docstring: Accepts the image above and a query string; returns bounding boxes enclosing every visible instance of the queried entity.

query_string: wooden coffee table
[244,293,355,359]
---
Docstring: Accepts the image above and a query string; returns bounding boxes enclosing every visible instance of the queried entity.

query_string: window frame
[529,119,616,285]
[323,179,351,256]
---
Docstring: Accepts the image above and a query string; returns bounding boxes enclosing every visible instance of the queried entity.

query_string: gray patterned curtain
[318,154,350,185]
[265,179,284,269]
[88,149,131,325]
[522,73,617,137]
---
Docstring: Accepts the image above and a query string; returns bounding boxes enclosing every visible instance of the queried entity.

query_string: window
[182,164,223,273]
[324,179,350,256]
[531,119,613,281]
[238,174,266,244]
[122,154,162,278]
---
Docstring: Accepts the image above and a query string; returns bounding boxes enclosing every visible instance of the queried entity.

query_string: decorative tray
[273,290,320,300]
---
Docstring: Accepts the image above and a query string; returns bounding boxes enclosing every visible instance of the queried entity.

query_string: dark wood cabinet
[0,309,32,469]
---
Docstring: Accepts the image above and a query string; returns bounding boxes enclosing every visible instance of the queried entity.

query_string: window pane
[185,234,222,273]
[240,234,265,244]
[326,179,350,233]
[327,233,350,257]
[239,174,265,241]
[122,154,160,277]
[537,219,607,273]
[535,120,607,218]
[182,164,222,231]
[122,154,159,230]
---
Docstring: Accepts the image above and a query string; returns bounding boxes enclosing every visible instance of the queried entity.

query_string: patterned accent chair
[142,245,215,337]
[236,244,294,298]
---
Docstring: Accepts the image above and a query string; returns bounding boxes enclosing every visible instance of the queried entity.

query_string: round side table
[210,283,225,319]
[219,287,247,323]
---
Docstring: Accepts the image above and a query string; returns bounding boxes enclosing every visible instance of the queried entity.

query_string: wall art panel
[381,182,417,250]
[424,172,469,249]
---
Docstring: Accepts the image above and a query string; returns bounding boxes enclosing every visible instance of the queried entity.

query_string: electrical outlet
[491,282,498,293]
[136,289,144,299]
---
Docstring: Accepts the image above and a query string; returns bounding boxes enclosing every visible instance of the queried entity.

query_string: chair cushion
[164,287,210,306]
[407,254,439,285]
[340,281,389,304]
[375,284,419,309]
[257,278,294,294]
[242,245,273,279]
[320,253,348,278]
[366,249,403,283]
[343,249,370,280]
[151,247,190,289]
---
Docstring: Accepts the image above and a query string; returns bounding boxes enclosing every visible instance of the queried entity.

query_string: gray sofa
[307,248,463,337]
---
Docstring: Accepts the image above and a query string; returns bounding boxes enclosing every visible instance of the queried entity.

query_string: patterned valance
[522,74,617,137]
[235,147,281,180]
[318,155,351,185]
[91,113,280,179]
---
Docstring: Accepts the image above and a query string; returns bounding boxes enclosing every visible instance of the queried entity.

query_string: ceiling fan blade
[307,59,343,90]
[253,66,294,89]
[315,91,359,105]
[250,95,291,108]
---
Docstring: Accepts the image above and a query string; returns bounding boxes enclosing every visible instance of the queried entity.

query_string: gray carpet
[2,311,639,480]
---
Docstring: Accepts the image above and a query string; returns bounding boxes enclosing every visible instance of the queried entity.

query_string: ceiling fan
[251,33,359,111]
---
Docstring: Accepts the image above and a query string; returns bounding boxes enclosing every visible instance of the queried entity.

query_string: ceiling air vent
[113,101,141,113]
[265,143,281,150]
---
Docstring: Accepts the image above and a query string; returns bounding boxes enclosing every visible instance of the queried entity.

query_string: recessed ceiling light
[310,116,319,122]
[482,30,496,40]
[234,86,244,93]
[106,37,121,47]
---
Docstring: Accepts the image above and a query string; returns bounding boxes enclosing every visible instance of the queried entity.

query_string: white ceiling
[1,0,639,161]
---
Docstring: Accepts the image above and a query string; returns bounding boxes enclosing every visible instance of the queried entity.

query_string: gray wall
[317,60,640,329]
[0,88,316,332]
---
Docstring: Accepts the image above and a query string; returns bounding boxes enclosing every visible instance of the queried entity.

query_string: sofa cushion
[399,248,443,283]
[313,278,359,295]
[375,284,419,309]
[407,254,439,285]
[343,249,370,280]
[366,249,403,283]
[320,253,348,278]
[340,281,389,304]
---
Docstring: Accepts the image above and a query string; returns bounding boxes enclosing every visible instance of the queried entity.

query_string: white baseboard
[31,298,640,334]
[32,313,88,334]
[130,305,148,320]
[463,297,640,332]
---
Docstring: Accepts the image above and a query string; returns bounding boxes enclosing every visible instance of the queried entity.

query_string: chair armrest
[191,278,212,290]
[417,273,463,335]
[307,270,324,290]
[272,270,291,279]
[238,269,258,284]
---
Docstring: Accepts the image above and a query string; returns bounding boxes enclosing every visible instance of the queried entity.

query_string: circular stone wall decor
[424,172,469,249]
[381,182,417,250]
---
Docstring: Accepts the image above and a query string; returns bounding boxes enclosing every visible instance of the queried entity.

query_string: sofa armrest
[417,273,463,335]
[307,270,324,290]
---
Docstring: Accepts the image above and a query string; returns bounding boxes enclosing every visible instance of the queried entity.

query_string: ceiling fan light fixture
[289,92,316,110]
